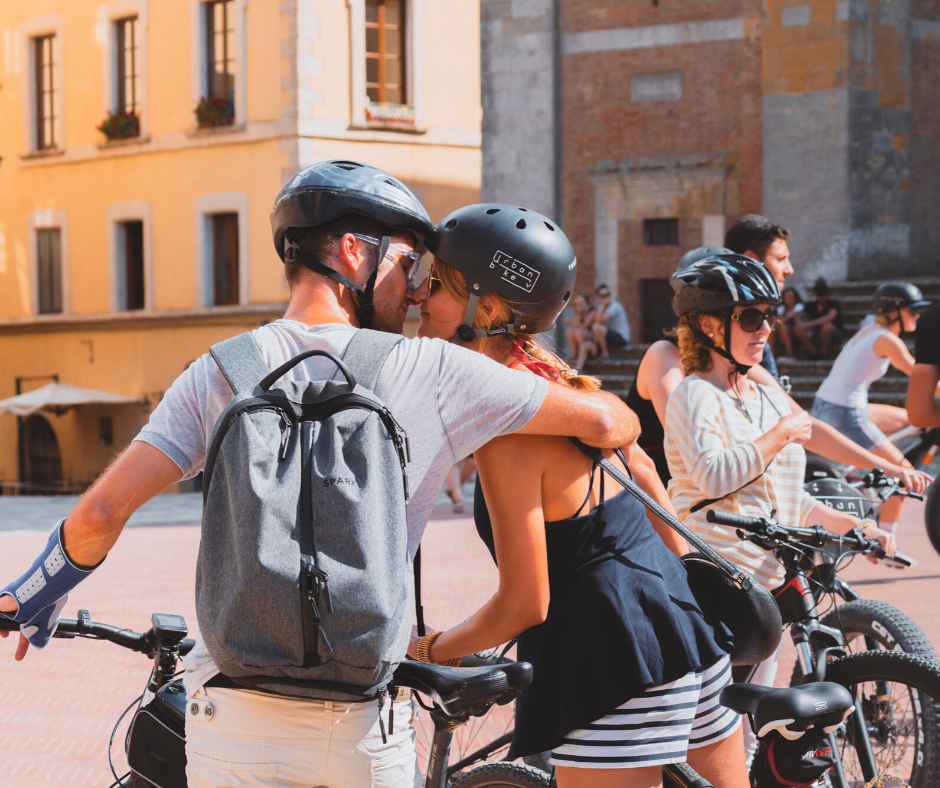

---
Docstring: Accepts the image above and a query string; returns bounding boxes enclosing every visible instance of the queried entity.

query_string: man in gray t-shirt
[592,283,631,356]
[0,162,639,788]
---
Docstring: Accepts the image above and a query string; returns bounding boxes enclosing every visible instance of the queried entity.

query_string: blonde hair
[876,314,891,328]
[436,259,601,390]
[676,312,725,374]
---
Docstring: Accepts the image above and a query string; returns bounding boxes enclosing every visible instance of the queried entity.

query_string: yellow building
[0,0,481,492]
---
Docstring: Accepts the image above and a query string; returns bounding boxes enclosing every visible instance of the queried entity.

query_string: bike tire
[821,651,940,788]
[925,478,940,558]
[790,599,937,686]
[449,761,551,788]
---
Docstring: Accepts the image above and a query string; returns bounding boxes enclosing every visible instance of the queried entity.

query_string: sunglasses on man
[351,234,429,289]
[730,306,779,332]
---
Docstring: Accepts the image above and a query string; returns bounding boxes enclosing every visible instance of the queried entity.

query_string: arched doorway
[23,414,62,489]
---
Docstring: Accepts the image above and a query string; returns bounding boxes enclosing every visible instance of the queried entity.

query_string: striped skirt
[549,656,740,769]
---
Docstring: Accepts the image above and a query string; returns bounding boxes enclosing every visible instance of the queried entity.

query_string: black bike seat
[458,650,534,702]
[391,659,510,718]
[155,679,188,727]
[721,682,854,740]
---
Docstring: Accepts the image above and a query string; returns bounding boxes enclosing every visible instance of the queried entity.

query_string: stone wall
[480,0,558,218]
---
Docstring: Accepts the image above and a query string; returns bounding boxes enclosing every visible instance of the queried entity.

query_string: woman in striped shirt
[662,254,896,762]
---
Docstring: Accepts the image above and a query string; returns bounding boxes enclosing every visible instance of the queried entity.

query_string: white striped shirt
[664,376,817,590]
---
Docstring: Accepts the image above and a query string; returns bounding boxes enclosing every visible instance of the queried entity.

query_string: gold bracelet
[858,518,878,531]
[416,631,461,667]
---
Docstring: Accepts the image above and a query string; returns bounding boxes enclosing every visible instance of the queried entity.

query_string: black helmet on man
[670,254,781,374]
[425,204,577,345]
[676,246,735,273]
[873,282,931,319]
[270,160,433,328]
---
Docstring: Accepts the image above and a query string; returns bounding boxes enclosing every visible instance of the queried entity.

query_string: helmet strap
[451,293,518,345]
[284,231,391,330]
[691,313,752,376]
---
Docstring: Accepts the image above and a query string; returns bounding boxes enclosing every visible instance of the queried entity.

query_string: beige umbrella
[0,382,138,417]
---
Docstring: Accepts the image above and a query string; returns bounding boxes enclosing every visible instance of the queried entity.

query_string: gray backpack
[197,329,412,702]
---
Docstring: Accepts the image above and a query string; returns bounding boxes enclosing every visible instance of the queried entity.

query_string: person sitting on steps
[591,284,630,359]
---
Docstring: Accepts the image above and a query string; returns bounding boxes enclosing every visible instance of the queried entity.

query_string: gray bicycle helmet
[676,245,735,272]
[270,160,433,328]
[874,282,931,320]
[425,204,576,344]
[671,254,781,373]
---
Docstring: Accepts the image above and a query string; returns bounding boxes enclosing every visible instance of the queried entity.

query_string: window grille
[34,35,56,149]
[115,17,139,115]
[365,0,405,105]
[37,228,63,315]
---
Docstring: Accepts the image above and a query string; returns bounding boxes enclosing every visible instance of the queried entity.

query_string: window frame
[102,1,150,141]
[107,201,154,313]
[34,34,57,150]
[205,0,235,103]
[27,208,71,317]
[642,218,680,247]
[115,16,140,116]
[347,0,426,131]
[365,0,406,106]
[210,213,240,306]
[36,227,63,314]
[193,192,250,307]
[18,15,65,156]
[190,0,247,129]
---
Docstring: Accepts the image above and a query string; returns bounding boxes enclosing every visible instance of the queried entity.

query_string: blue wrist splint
[0,519,101,649]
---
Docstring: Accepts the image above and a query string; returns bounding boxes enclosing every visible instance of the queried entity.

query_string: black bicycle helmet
[676,245,734,272]
[671,254,781,373]
[270,160,433,328]
[874,282,931,319]
[425,204,576,344]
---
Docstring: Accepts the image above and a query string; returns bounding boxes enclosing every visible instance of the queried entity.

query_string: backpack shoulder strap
[334,329,403,392]
[210,332,271,395]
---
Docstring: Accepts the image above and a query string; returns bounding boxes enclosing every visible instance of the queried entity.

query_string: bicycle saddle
[720,682,854,740]
[392,659,518,718]
[459,650,534,705]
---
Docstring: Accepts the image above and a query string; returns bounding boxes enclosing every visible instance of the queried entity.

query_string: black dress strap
[573,462,599,517]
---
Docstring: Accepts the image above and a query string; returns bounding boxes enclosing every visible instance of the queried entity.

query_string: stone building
[0,0,481,491]
[481,0,940,342]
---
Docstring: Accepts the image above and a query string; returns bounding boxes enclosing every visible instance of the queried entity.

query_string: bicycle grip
[706,509,763,531]
[0,618,19,632]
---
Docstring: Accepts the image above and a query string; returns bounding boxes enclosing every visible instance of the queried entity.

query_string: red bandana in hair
[511,339,560,381]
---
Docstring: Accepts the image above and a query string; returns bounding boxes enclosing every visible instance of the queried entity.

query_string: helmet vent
[519,207,528,212]
[332,161,361,170]
[544,222,555,231]
[516,219,526,229]
[563,290,571,302]
[383,177,406,191]
[485,208,500,214]
[445,218,459,230]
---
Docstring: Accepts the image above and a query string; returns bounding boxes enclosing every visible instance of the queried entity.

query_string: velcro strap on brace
[0,519,101,648]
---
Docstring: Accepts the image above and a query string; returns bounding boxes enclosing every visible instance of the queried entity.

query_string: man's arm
[908,364,940,429]
[516,383,640,449]
[0,441,182,659]
[803,307,838,328]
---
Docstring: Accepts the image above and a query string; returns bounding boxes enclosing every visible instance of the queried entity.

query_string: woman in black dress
[406,204,747,788]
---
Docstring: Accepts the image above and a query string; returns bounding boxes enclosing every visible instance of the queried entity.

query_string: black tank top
[625,335,678,485]
[473,454,732,758]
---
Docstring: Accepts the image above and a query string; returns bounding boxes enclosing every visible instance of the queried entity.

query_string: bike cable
[108,692,143,785]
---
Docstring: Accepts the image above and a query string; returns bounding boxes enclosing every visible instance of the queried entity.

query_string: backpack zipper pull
[278,412,292,460]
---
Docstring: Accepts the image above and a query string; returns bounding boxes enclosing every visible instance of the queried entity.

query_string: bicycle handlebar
[704,508,908,564]
[0,616,196,656]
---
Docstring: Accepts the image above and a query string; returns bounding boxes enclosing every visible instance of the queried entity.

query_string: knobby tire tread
[449,761,552,788]
[823,651,940,788]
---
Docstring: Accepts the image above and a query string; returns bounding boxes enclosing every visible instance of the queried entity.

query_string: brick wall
[910,6,940,273]
[560,1,763,339]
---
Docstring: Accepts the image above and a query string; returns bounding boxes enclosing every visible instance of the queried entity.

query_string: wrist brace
[0,519,101,648]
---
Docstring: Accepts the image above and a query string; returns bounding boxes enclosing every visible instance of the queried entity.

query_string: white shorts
[550,656,740,769]
[185,683,422,788]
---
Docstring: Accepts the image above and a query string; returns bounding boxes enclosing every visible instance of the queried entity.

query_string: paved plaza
[0,494,937,786]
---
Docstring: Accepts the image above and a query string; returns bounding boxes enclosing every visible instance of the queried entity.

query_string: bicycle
[804,468,936,662]
[707,507,940,787]
[806,425,940,556]
[0,611,544,788]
